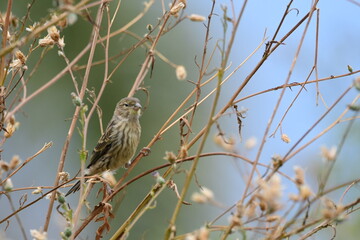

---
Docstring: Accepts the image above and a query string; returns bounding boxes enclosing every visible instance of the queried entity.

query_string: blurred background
[0,0,359,239]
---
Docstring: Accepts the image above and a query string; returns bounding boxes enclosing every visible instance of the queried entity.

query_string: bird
[65,97,142,196]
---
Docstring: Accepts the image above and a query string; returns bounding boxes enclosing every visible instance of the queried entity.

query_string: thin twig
[0,178,75,225]
[4,0,154,123]
[65,1,107,234]
[128,0,173,97]
[165,2,220,237]
[0,0,13,86]
[0,0,92,59]
[0,142,53,186]
[5,193,28,240]
[318,109,358,194]
[233,69,360,105]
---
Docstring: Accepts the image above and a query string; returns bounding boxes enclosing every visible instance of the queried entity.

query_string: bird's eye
[123,103,129,107]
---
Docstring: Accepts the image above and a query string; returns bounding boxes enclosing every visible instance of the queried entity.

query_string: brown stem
[43,1,106,232]
[0,0,13,86]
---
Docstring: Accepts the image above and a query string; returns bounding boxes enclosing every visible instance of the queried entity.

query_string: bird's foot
[124,161,132,168]
[141,147,151,156]
[106,184,114,195]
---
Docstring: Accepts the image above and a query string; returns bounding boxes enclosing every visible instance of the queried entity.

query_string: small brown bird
[65,97,142,196]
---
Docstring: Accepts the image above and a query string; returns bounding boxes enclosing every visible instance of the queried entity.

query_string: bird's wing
[86,125,114,168]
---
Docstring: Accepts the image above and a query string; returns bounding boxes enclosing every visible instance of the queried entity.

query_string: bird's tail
[65,180,81,196]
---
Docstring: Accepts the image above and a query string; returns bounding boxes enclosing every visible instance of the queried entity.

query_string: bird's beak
[133,102,142,111]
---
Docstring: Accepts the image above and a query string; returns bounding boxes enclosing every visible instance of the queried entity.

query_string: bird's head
[115,97,142,120]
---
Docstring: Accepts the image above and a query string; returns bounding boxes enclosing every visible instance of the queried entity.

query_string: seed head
[4,178,13,191]
[48,26,60,41]
[188,14,206,22]
[163,151,177,164]
[293,165,304,185]
[191,187,214,204]
[30,229,47,240]
[179,145,188,159]
[299,185,313,200]
[4,123,15,138]
[271,154,283,168]
[281,133,291,143]
[244,201,257,218]
[245,136,257,149]
[32,187,43,195]
[266,215,281,222]
[321,145,337,161]
[9,50,27,70]
[213,134,235,151]
[257,174,283,213]
[9,155,21,170]
[170,2,185,15]
[58,172,70,183]
[39,37,55,47]
[176,65,187,80]
[39,25,65,48]
[0,160,10,172]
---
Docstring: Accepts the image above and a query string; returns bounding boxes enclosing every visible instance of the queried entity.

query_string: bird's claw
[124,161,132,168]
[141,147,151,156]
[123,148,151,169]
[106,184,114,195]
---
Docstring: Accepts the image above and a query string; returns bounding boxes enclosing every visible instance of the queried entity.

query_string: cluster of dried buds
[39,26,65,49]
